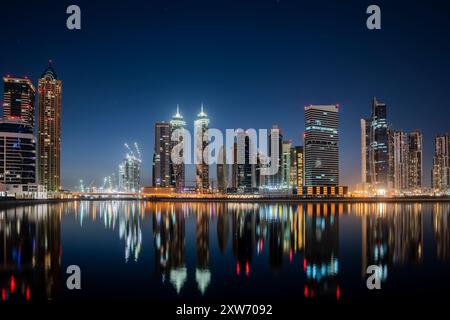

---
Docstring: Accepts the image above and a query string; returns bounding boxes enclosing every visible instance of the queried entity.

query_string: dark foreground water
[1,201,450,304]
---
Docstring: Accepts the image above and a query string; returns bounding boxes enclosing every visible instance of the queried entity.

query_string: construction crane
[124,142,142,162]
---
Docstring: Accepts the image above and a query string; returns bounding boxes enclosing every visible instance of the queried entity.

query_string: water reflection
[1,201,450,302]
[0,205,61,301]
[359,203,423,283]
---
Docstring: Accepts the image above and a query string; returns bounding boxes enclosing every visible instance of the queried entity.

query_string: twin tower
[153,104,210,192]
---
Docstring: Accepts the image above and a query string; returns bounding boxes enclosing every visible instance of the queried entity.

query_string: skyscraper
[2,76,35,127]
[217,145,228,193]
[119,155,141,192]
[304,105,339,186]
[268,125,283,187]
[37,62,61,191]
[432,134,450,192]
[0,120,36,185]
[362,98,389,190]
[195,104,210,192]
[290,146,304,188]
[282,140,291,187]
[169,106,186,191]
[152,122,171,187]
[408,131,423,191]
[236,130,252,189]
[393,131,409,191]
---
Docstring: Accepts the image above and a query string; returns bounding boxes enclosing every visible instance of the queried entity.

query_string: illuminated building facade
[236,130,252,190]
[194,104,210,192]
[408,131,423,191]
[217,145,228,193]
[268,125,283,186]
[2,76,35,127]
[0,120,36,185]
[37,62,61,191]
[169,106,186,191]
[362,97,389,190]
[290,146,304,188]
[432,134,450,192]
[304,105,339,186]
[393,130,409,191]
[282,140,291,187]
[119,155,141,192]
[152,122,171,187]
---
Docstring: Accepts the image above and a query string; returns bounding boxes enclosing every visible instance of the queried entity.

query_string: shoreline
[1,196,450,208]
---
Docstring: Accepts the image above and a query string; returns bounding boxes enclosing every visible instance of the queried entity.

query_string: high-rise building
[252,152,262,188]
[408,131,423,191]
[37,62,61,191]
[432,134,450,192]
[217,145,228,193]
[195,104,210,192]
[268,125,283,186]
[387,128,395,190]
[304,105,339,186]
[360,119,368,185]
[169,105,186,191]
[282,140,291,187]
[119,154,141,192]
[236,130,252,190]
[361,98,389,190]
[0,120,36,185]
[290,146,304,188]
[152,122,171,187]
[2,76,35,127]
[393,131,409,191]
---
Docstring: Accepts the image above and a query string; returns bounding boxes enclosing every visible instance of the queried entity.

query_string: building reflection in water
[195,203,211,295]
[75,201,143,262]
[0,205,61,302]
[433,203,450,261]
[232,203,255,276]
[2,201,450,302]
[152,202,187,293]
[303,203,340,300]
[359,203,423,283]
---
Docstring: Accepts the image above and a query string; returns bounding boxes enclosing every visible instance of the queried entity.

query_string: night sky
[1,0,450,190]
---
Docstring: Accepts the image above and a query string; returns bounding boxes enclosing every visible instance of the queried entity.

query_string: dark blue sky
[1,0,450,189]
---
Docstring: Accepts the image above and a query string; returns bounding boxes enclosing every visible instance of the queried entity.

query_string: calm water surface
[1,201,450,303]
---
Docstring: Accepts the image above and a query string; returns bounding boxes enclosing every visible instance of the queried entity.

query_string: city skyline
[2,0,450,190]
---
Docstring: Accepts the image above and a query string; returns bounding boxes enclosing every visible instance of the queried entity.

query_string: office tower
[282,140,292,187]
[119,154,141,192]
[194,104,210,192]
[169,105,186,191]
[252,152,262,188]
[236,130,252,189]
[408,131,423,191]
[152,122,171,187]
[0,120,36,185]
[2,76,35,127]
[231,142,238,188]
[37,62,62,191]
[268,125,283,186]
[362,98,389,190]
[304,105,339,186]
[290,146,304,188]
[360,119,368,185]
[387,128,395,189]
[217,145,228,193]
[393,131,409,191]
[432,134,450,192]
